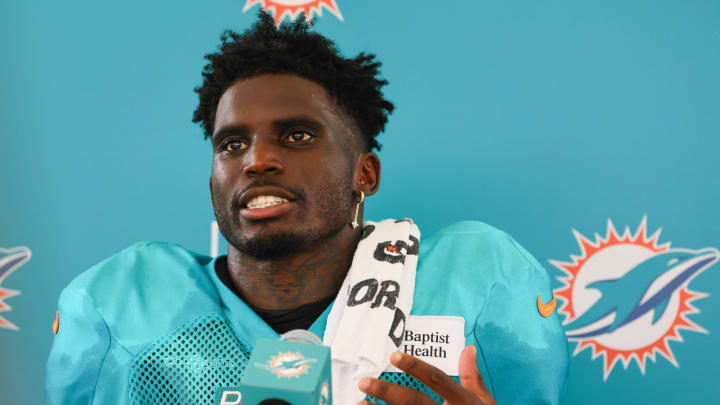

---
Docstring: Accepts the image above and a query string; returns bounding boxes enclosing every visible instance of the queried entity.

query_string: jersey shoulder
[419,220,544,282]
[59,241,221,349]
[414,221,552,329]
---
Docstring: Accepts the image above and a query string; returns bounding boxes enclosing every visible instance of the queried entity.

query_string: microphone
[238,329,333,405]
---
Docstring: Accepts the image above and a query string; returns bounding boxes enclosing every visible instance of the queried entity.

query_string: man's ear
[355,152,381,197]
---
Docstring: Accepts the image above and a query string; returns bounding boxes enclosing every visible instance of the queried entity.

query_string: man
[46,12,568,404]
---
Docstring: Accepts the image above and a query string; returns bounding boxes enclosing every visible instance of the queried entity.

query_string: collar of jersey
[205,255,334,351]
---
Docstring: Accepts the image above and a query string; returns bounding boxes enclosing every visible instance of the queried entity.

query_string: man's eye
[284,131,314,144]
[222,140,247,152]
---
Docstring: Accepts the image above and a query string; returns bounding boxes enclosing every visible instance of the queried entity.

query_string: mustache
[230,180,306,210]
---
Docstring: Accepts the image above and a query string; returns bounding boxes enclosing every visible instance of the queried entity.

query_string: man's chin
[233,232,310,261]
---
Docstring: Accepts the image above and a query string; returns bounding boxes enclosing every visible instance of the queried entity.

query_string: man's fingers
[458,345,495,403]
[389,352,476,404]
[357,376,437,405]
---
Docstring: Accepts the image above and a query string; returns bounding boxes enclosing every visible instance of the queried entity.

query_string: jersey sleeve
[472,235,569,405]
[46,286,111,405]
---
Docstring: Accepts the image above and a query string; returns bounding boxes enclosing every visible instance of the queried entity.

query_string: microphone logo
[319,380,330,405]
[256,351,317,378]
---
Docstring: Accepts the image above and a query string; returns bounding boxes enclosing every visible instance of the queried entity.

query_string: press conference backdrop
[2,1,719,404]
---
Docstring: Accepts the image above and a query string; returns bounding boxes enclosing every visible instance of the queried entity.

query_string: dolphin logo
[0,246,32,331]
[319,380,330,405]
[565,248,718,339]
[268,357,315,371]
[256,352,317,378]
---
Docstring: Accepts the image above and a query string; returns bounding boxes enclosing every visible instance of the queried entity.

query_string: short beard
[233,228,314,261]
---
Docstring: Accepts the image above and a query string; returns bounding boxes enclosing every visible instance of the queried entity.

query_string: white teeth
[246,195,289,209]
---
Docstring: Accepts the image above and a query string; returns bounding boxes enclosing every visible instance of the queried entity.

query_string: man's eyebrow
[273,115,326,130]
[212,124,249,141]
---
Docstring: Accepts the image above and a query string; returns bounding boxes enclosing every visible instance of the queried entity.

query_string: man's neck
[225,228,360,310]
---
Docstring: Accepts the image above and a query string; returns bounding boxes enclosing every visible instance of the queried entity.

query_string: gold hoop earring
[350,191,365,229]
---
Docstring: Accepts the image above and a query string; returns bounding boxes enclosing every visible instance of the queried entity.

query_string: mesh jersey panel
[129,314,250,404]
[129,314,451,404]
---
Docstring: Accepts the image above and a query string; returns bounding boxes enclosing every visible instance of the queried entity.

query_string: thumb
[458,345,494,403]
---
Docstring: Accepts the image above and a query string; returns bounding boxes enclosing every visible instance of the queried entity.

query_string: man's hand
[357,345,497,405]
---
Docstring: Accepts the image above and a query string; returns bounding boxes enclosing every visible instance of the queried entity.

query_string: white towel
[323,219,420,404]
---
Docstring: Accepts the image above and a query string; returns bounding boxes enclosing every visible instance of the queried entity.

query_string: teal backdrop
[2,1,719,404]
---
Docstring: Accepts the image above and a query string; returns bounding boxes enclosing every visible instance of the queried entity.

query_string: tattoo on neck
[231,251,349,309]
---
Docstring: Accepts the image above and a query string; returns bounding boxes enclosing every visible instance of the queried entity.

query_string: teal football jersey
[46,221,569,404]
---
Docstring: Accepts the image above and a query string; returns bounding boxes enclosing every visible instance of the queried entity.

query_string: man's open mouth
[245,195,290,209]
[237,186,298,220]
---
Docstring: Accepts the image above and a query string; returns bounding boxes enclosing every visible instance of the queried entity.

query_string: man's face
[210,74,358,260]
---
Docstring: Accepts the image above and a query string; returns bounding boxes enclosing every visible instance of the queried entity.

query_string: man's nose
[243,139,284,177]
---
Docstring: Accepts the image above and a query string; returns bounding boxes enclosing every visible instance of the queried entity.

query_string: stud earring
[350,191,365,229]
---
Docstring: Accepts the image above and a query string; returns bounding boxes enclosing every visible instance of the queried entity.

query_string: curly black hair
[192,11,394,152]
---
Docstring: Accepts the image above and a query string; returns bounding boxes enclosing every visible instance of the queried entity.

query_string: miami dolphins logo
[256,351,317,378]
[319,380,329,405]
[243,0,343,25]
[551,217,717,379]
[0,246,32,331]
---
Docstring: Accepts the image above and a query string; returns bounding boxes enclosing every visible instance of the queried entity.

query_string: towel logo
[243,0,343,25]
[257,352,317,378]
[0,246,31,331]
[373,236,420,264]
[551,217,718,379]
